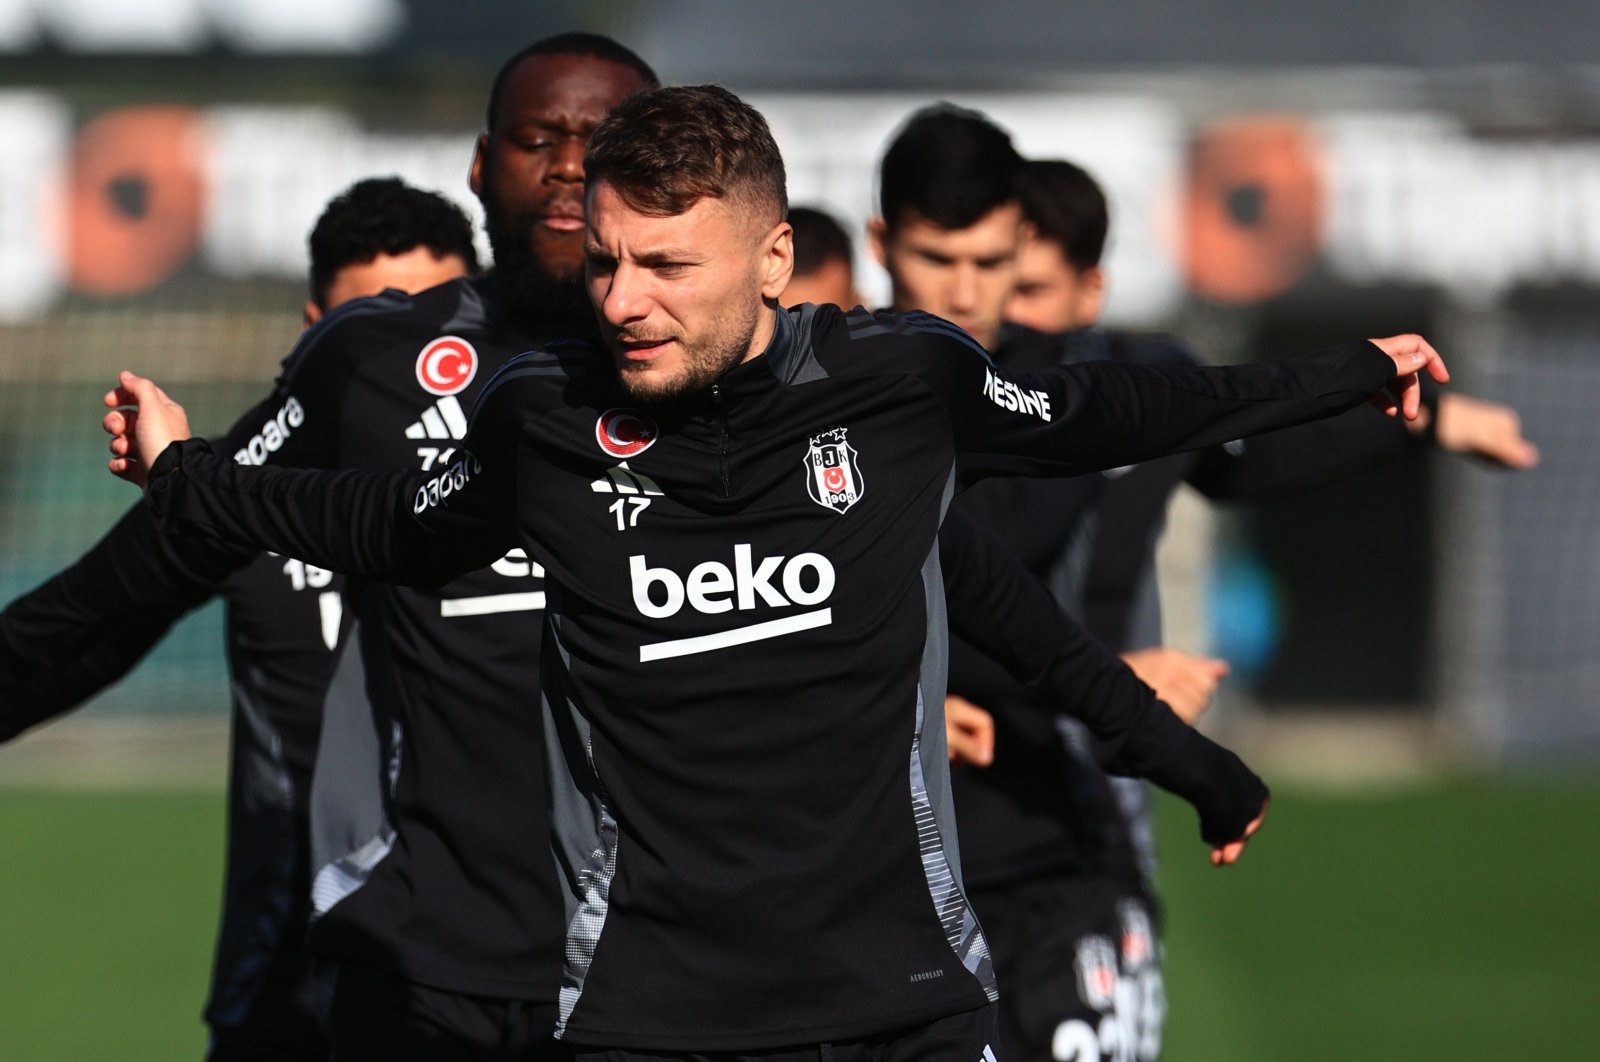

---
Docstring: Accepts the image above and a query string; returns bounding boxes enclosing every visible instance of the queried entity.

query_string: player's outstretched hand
[1210,799,1268,867]
[103,370,191,488]
[1121,647,1229,725]
[944,695,995,768]
[1432,392,1540,469]
[1367,334,1450,421]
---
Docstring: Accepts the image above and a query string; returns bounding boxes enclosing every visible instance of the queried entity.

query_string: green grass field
[1,777,1597,1059]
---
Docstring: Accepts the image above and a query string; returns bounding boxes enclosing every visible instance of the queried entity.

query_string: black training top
[949,324,1426,888]
[0,273,569,1006]
[0,436,346,1036]
[219,276,567,999]
[140,303,1394,1050]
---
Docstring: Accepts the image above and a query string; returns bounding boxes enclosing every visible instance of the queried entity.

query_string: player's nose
[548,137,584,183]
[948,264,980,313]
[599,264,650,325]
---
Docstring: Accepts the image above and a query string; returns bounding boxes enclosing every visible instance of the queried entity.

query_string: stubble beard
[615,295,760,403]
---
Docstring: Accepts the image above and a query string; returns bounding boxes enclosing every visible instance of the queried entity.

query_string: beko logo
[234,396,304,466]
[629,545,835,661]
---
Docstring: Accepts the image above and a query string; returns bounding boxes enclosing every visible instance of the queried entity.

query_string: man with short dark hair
[108,84,1446,1059]
[0,174,476,1062]
[869,102,1024,353]
[1004,159,1107,337]
[872,105,1535,1061]
[1008,157,1540,467]
[304,176,480,324]
[783,205,861,308]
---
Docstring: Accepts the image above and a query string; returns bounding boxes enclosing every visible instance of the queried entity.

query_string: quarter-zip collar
[634,304,796,430]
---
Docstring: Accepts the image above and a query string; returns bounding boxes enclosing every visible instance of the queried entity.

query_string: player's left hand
[945,695,995,768]
[1367,334,1450,420]
[1210,799,1268,867]
[102,370,191,488]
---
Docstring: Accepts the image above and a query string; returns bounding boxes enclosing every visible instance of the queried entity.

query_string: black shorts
[969,875,1163,1062]
[323,959,564,1062]
[567,1003,1000,1062]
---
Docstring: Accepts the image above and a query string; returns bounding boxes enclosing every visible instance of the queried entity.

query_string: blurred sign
[0,96,484,320]
[5,90,1600,322]
[0,0,405,53]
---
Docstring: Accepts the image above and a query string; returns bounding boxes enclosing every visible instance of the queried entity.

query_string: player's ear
[759,221,794,300]
[468,134,490,197]
[867,216,890,269]
[1076,265,1106,327]
[302,300,323,328]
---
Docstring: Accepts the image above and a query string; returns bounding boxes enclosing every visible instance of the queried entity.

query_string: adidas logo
[404,395,468,440]
[590,461,664,496]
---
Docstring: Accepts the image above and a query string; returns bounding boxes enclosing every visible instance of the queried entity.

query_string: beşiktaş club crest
[1074,935,1119,1011]
[596,408,659,459]
[416,336,478,396]
[804,426,864,514]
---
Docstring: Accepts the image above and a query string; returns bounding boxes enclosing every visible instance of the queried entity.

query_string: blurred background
[0,1,1596,1058]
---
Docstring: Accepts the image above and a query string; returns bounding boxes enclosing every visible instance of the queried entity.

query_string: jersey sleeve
[0,614,186,742]
[937,509,1267,844]
[142,356,528,587]
[1185,393,1429,500]
[860,311,1396,483]
[0,297,421,740]
[0,502,245,741]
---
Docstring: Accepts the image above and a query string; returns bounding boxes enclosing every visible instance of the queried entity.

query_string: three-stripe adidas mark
[407,396,468,470]
[405,395,468,441]
[590,461,664,496]
[594,462,662,531]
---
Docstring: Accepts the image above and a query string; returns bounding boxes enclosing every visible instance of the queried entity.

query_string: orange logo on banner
[1181,117,1325,305]
[64,107,206,296]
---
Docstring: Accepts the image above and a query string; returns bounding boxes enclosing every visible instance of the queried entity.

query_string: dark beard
[613,292,760,403]
[486,215,595,337]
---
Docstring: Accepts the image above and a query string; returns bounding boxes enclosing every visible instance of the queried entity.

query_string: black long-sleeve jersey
[0,479,345,1036]
[214,275,568,1000]
[2,274,571,1010]
[949,324,1427,888]
[139,302,1395,1050]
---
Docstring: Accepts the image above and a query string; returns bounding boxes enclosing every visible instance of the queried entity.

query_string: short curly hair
[485,33,658,133]
[307,177,478,309]
[584,85,787,226]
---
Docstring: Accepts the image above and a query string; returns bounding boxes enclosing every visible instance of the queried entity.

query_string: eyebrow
[503,114,591,136]
[584,246,707,266]
[633,248,706,266]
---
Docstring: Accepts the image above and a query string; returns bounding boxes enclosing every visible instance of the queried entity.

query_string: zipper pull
[710,383,733,498]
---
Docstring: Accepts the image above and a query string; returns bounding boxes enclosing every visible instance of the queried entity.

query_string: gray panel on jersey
[542,607,618,1040]
[911,517,997,1001]
[307,620,393,912]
